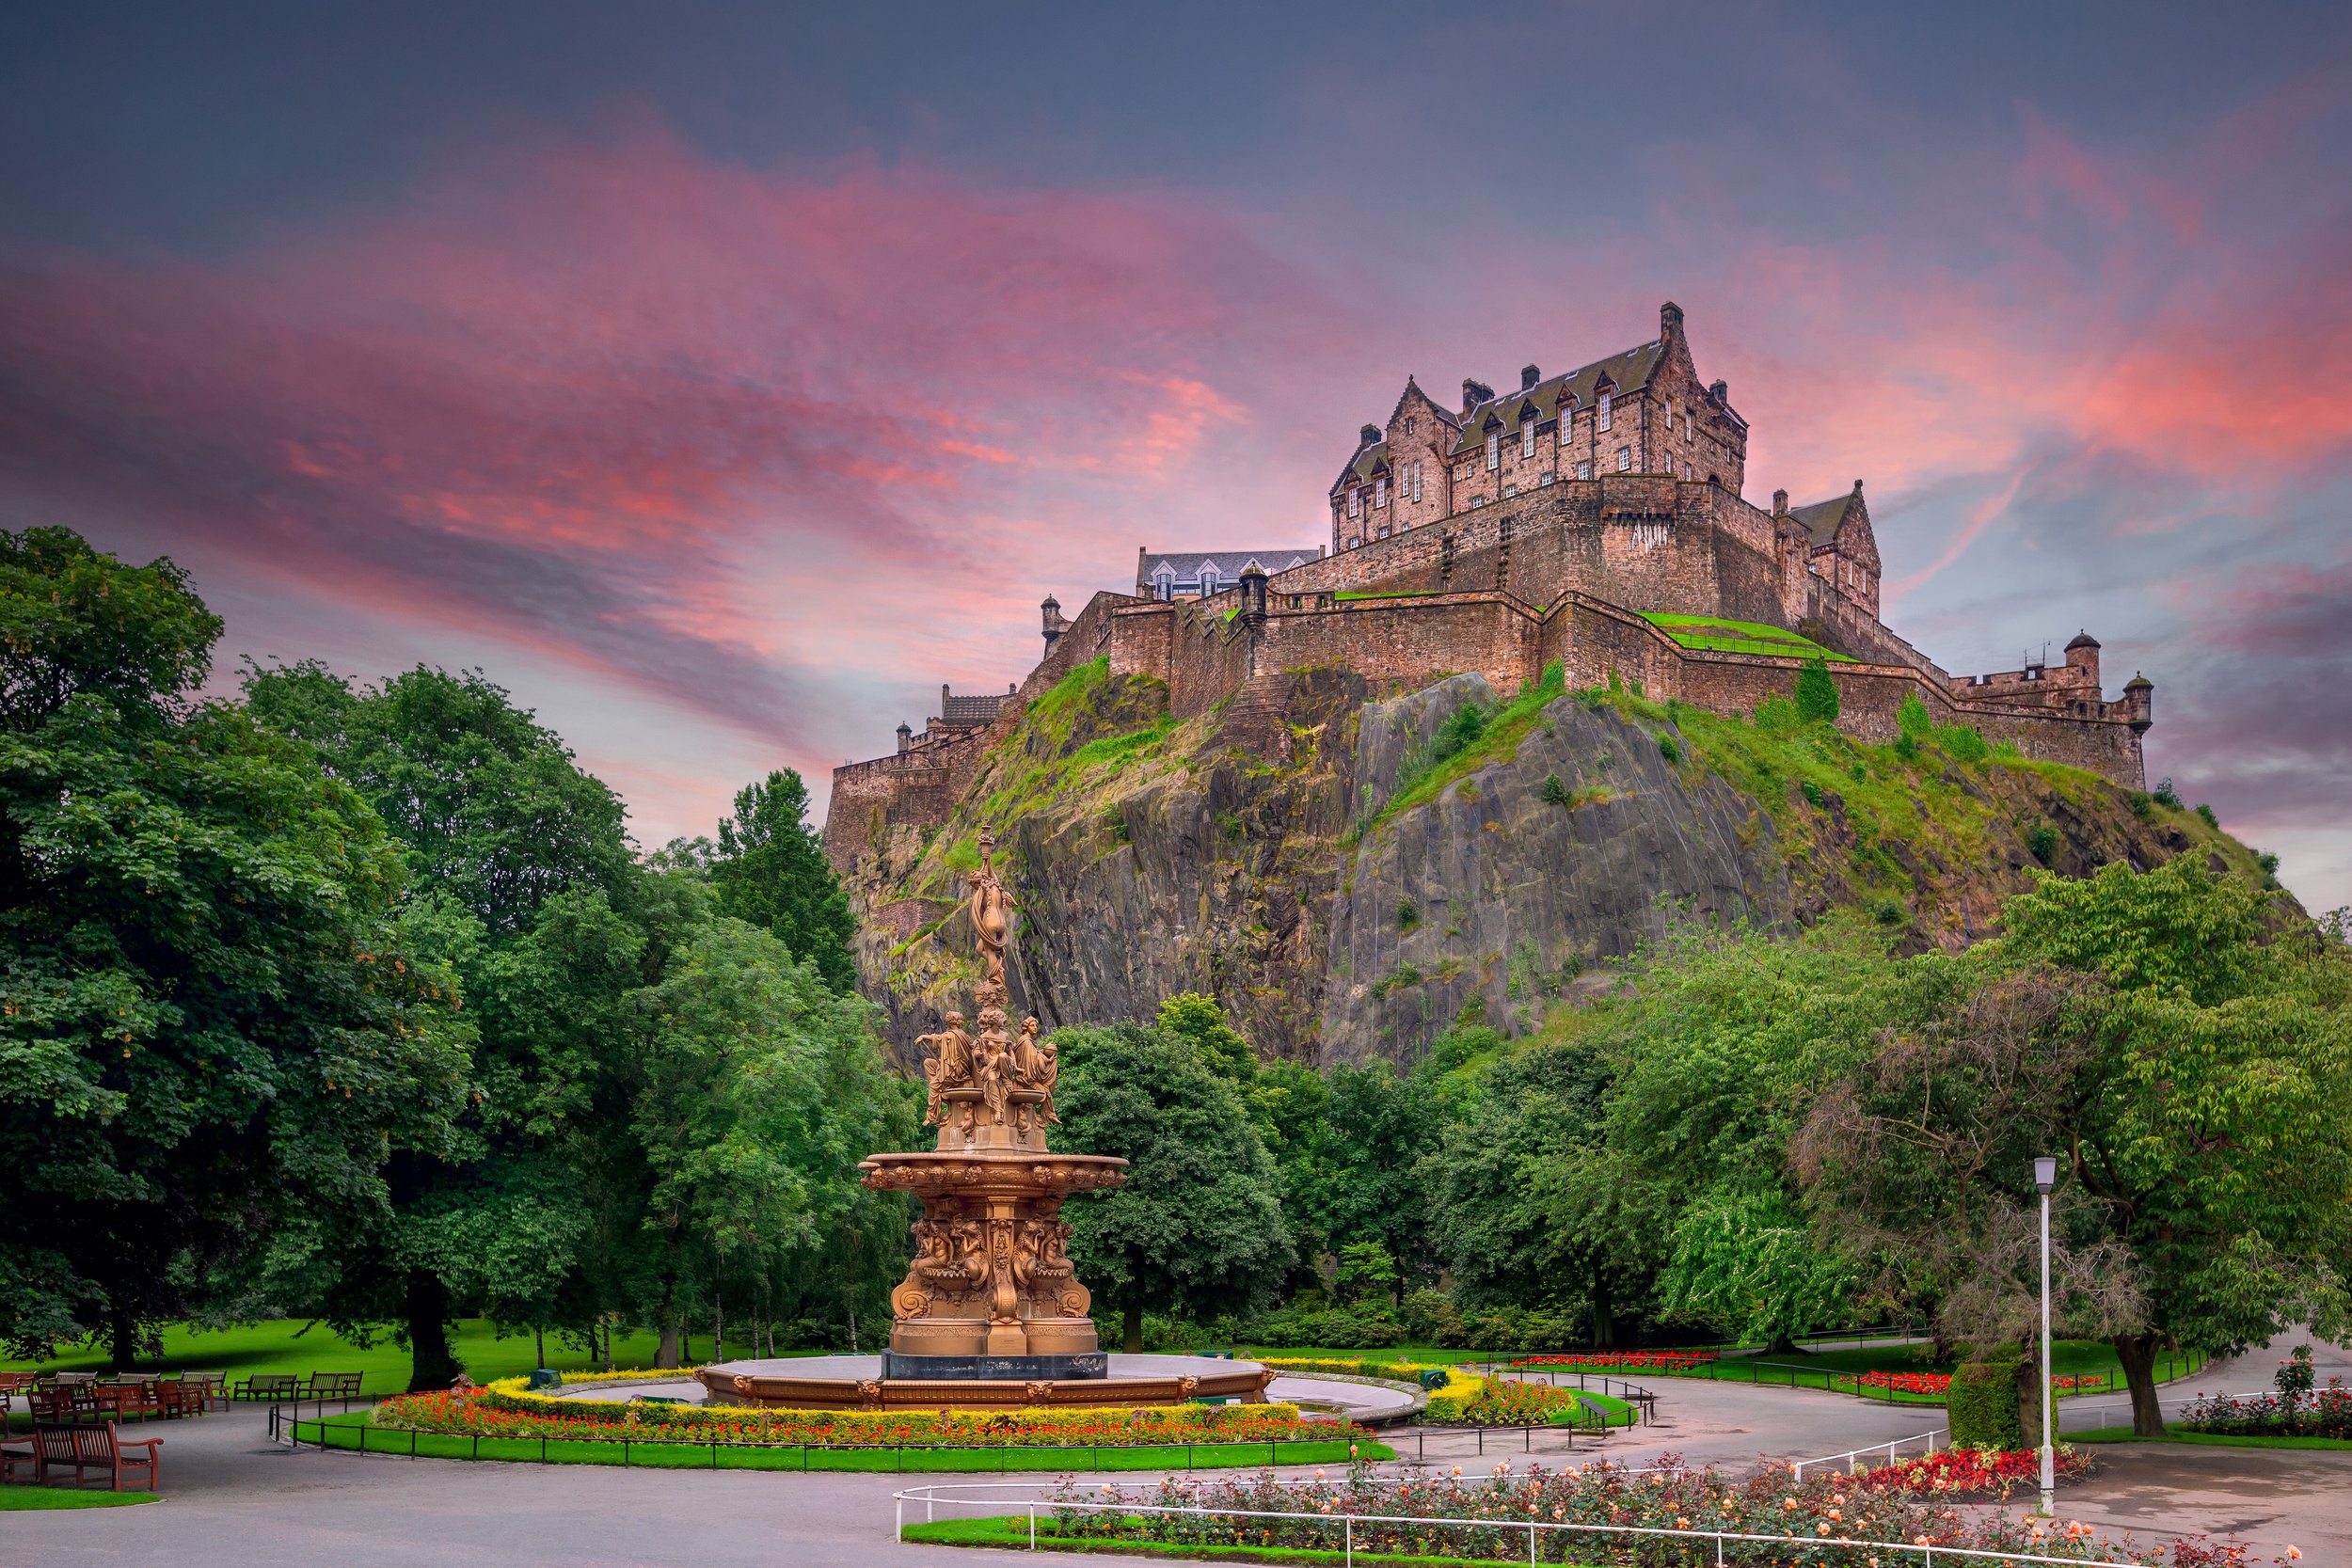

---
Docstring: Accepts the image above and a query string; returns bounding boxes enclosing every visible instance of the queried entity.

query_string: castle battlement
[825,304,2153,873]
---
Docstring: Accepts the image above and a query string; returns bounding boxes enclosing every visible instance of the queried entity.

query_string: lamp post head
[2033,1156,2058,1194]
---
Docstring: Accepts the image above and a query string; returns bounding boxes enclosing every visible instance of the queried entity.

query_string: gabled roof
[1447,340,1667,458]
[1789,483,1865,547]
[1330,439,1392,496]
[1142,548,1324,582]
[940,689,1009,726]
[1388,375,1461,433]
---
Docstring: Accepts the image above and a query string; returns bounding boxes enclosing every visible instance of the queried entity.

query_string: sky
[3,1,2348,911]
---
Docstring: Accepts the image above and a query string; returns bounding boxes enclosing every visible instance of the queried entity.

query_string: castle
[827,303,2153,872]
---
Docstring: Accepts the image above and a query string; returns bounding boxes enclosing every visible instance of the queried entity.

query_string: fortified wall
[825,304,2154,873]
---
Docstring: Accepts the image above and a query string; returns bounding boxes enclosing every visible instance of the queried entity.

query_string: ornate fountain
[697,831,1270,1410]
[858,830,1127,1376]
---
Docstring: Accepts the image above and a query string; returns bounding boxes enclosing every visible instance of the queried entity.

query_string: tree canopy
[706,769,857,994]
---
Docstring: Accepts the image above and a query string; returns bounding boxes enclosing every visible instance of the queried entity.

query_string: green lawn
[902,1514,1537,1566]
[299,1411,1389,1473]
[0,1486,160,1509]
[0,1318,730,1391]
[2065,1428,2352,1450]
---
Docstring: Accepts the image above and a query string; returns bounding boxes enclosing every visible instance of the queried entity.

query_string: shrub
[2126,789,2154,820]
[1539,772,1569,805]
[1947,1355,2024,1450]
[1894,733,1919,761]
[1754,695,1801,735]
[1898,691,1932,739]
[1240,1302,1406,1350]
[1395,899,1420,931]
[1939,724,1991,764]
[2025,822,2060,865]
[1795,657,1841,725]
[1658,734,1682,765]
[2153,777,2183,809]
[1104,803,1130,843]
[2257,850,2281,879]
[1849,762,1867,783]
[1801,780,1824,808]
[1431,701,1487,764]
[2196,802,2219,829]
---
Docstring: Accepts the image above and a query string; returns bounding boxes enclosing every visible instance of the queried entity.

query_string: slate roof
[1789,484,1864,546]
[1446,340,1668,458]
[940,689,1010,726]
[1330,439,1391,496]
[1140,548,1324,591]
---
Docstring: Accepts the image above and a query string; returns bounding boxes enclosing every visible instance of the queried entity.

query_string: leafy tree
[1999,860,2352,1433]
[1656,1183,1859,1352]
[1053,1022,1292,1353]
[707,770,856,994]
[246,660,641,1386]
[1795,657,1841,725]
[0,528,471,1368]
[244,662,635,934]
[1158,993,1257,1085]
[629,911,896,1365]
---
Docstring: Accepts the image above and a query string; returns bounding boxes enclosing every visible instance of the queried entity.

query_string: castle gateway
[827,303,2151,873]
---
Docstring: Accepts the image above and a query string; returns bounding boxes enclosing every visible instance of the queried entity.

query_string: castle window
[1375,477,1388,508]
[1485,431,1501,471]
[1153,567,1174,600]
[1377,525,1391,539]
[1458,465,1472,482]
[1539,471,1554,485]
[1347,486,1361,517]
[1663,399,1673,433]
[1199,564,1219,595]
[1520,420,1536,459]
[1504,483,1518,497]
[1412,461,1423,502]
[1404,417,1416,436]
[1470,495,1486,508]
[1576,459,1592,481]
[1616,446,1632,471]
[1347,536,1360,550]
[1598,390,1613,432]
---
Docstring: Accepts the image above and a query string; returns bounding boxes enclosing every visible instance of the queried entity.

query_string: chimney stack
[1661,301,1684,340]
[1359,423,1381,447]
[1772,489,1788,515]
[1520,363,1541,390]
[1708,378,1728,404]
[1461,378,1493,416]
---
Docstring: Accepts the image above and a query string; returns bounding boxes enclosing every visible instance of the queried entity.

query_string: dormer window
[1198,564,1219,596]
[1486,431,1501,471]
[1598,390,1613,432]
[1153,566,1175,601]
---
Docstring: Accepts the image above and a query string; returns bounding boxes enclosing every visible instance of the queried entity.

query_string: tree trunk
[1122,1301,1143,1355]
[1590,1263,1614,1350]
[2014,1354,2045,1450]
[714,1284,724,1363]
[533,1324,546,1370]
[404,1270,462,1392]
[654,1274,681,1369]
[106,1299,141,1373]
[1766,1334,1804,1356]
[2112,1330,2168,1438]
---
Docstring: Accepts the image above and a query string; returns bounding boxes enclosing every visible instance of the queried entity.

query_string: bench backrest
[32,1423,113,1463]
[253,1374,301,1397]
[310,1371,363,1396]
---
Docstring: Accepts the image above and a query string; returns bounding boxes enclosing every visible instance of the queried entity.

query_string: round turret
[2065,630,2100,652]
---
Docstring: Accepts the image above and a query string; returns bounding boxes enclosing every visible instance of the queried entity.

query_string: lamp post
[2033,1155,2058,1517]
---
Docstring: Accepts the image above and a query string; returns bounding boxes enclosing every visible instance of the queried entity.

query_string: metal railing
[1789,1427,1946,1481]
[1479,1366,1658,1420]
[890,1481,2147,1568]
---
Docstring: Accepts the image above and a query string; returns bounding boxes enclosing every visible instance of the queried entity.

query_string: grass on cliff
[1355,661,1568,843]
[1638,610,1859,663]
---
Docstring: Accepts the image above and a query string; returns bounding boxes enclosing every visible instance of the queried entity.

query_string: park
[6,4,2352,1565]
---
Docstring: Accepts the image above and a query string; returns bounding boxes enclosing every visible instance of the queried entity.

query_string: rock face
[844,663,2232,1069]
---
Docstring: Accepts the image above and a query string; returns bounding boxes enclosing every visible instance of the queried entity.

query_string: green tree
[244,662,635,934]
[1656,1184,1858,1351]
[246,660,641,1386]
[1999,860,2352,1434]
[1795,657,1841,725]
[0,529,472,1368]
[630,912,896,1366]
[1052,1022,1292,1353]
[707,770,856,994]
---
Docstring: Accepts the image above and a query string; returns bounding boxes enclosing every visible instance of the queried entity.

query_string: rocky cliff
[844,657,2256,1068]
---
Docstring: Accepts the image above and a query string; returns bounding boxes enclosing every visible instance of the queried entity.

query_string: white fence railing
[891,1481,2144,1568]
[1789,1426,1945,1480]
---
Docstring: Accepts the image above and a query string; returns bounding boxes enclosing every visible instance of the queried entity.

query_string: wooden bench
[27,1386,99,1423]
[30,1422,162,1491]
[233,1373,302,1402]
[304,1371,364,1402]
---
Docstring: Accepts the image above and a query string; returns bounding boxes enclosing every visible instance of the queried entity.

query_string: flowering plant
[1510,1351,1716,1371]
[1855,1370,2109,1397]
[2181,1380,2352,1440]
[371,1386,1360,1450]
[1040,1453,2292,1566]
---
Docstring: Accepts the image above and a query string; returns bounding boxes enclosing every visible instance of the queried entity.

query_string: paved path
[9,1334,2344,1568]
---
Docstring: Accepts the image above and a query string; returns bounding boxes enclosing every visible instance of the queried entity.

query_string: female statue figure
[968,830,1017,987]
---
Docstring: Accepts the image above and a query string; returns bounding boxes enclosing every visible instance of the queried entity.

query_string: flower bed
[371,1386,1355,1449]
[1510,1351,1716,1371]
[2179,1385,2352,1441]
[1856,1371,2113,1397]
[1031,1453,2281,1566]
[1851,1447,2095,1494]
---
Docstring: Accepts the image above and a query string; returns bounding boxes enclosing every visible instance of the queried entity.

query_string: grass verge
[2063,1428,2352,1450]
[307,1413,1388,1473]
[0,1486,160,1509]
[901,1513,1554,1565]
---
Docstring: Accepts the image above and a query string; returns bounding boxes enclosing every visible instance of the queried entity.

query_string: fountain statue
[693,829,1272,1409]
